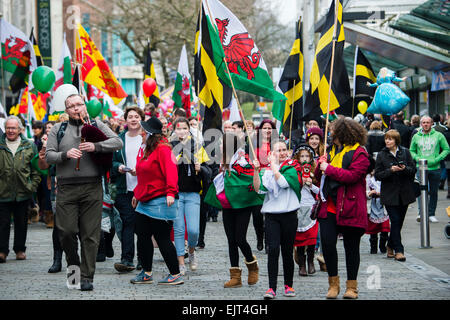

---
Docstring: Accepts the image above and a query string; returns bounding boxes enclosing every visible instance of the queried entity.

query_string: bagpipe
[75,113,113,171]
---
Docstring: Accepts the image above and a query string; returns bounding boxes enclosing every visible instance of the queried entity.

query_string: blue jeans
[114,192,136,263]
[174,192,200,257]
[417,169,441,217]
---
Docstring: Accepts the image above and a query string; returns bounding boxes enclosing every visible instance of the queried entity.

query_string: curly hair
[331,117,367,146]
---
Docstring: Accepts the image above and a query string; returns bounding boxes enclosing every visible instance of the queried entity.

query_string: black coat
[374,146,417,206]
[391,120,412,149]
[365,130,385,157]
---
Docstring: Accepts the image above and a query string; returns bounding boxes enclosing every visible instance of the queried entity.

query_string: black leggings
[319,212,364,280]
[135,213,179,275]
[222,207,255,267]
[265,212,297,292]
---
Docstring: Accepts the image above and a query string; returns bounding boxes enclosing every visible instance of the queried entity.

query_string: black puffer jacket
[374,145,416,206]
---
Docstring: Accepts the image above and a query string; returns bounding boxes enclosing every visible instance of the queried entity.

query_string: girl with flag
[253,140,301,300]
[204,132,261,288]
[170,117,211,275]
[315,118,370,299]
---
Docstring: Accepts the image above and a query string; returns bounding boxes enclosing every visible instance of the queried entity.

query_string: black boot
[96,231,106,262]
[104,229,115,258]
[379,232,388,254]
[306,246,316,275]
[48,249,62,273]
[256,231,264,251]
[369,234,378,254]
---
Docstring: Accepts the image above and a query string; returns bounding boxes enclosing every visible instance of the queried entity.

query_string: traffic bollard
[418,159,431,248]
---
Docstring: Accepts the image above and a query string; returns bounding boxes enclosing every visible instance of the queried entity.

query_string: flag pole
[322,0,339,157]
[203,0,257,160]
[0,14,7,112]
[288,80,295,151]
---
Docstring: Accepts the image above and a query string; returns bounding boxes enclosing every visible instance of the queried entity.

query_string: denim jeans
[174,192,200,257]
[417,169,441,217]
[0,200,29,255]
[114,192,137,263]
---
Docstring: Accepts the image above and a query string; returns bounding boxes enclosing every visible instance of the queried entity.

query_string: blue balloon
[367,68,410,116]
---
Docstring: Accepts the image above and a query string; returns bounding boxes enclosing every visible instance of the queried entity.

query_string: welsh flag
[204,148,264,209]
[1,19,37,89]
[76,24,127,104]
[172,45,193,117]
[203,0,286,102]
[11,87,49,121]
[54,33,72,91]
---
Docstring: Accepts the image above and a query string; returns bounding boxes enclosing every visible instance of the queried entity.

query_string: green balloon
[32,66,56,93]
[87,99,102,118]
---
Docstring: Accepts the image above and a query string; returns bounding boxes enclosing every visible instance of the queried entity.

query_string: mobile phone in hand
[122,167,133,172]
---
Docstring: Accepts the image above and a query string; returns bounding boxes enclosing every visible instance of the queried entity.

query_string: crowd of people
[0,96,449,298]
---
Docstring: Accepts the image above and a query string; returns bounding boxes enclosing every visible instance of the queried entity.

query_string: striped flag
[303,0,350,120]
[172,44,193,117]
[144,39,160,107]
[272,19,304,138]
[195,4,232,133]
[353,46,376,114]
[54,33,72,91]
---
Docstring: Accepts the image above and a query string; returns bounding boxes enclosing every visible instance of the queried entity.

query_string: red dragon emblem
[231,151,254,175]
[2,37,29,67]
[176,76,191,117]
[215,18,261,80]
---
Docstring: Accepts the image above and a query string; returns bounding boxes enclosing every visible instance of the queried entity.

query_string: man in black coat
[391,111,411,149]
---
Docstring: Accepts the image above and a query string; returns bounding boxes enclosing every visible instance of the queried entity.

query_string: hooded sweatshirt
[410,128,449,171]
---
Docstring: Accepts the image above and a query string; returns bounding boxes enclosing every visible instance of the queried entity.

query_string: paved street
[0,191,449,301]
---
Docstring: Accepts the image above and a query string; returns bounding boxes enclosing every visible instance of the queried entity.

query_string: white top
[125,133,142,192]
[6,137,21,156]
[300,184,320,207]
[259,164,301,214]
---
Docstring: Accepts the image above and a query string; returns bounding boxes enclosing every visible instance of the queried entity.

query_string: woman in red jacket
[130,117,183,285]
[316,118,370,299]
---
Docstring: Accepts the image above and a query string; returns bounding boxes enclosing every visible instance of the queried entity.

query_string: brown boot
[343,280,358,299]
[326,276,340,299]
[386,246,394,258]
[317,254,327,272]
[44,211,54,228]
[298,255,307,276]
[0,252,6,263]
[394,252,406,262]
[30,206,39,223]
[307,246,316,275]
[16,252,26,260]
[244,255,259,285]
[224,267,242,288]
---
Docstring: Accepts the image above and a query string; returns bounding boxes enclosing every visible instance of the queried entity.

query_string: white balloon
[52,84,79,112]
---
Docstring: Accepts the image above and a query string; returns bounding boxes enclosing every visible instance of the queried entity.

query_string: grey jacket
[45,118,123,185]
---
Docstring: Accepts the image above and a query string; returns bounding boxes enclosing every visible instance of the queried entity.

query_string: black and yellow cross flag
[194,4,232,133]
[353,46,376,101]
[144,39,160,107]
[303,0,350,120]
[272,19,303,138]
[9,28,42,93]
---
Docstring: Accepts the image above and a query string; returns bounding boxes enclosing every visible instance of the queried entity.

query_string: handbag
[310,198,321,220]
[413,178,421,198]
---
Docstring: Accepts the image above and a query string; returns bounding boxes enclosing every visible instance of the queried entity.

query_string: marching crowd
[0,95,449,299]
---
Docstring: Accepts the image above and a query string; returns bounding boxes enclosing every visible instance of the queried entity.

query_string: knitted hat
[293,143,315,160]
[305,127,324,141]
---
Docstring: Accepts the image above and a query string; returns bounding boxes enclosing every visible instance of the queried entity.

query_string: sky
[270,0,299,25]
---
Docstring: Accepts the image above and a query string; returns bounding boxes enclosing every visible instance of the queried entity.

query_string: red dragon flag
[76,24,127,104]
[172,44,193,117]
[203,0,286,102]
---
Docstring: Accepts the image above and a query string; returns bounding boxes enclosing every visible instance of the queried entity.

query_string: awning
[344,22,450,71]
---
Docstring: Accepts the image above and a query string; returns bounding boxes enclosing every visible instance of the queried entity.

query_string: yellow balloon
[357,100,368,114]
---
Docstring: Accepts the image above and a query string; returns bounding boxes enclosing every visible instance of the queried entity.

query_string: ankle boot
[298,254,307,276]
[104,230,115,258]
[307,247,316,275]
[48,249,62,273]
[317,254,327,272]
[326,276,340,299]
[224,267,242,288]
[379,232,388,254]
[256,232,264,251]
[369,235,378,254]
[343,280,358,299]
[244,255,259,285]
[44,210,54,228]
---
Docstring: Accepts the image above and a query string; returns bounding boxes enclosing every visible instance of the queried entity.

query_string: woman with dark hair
[130,117,183,285]
[204,132,261,288]
[170,117,211,275]
[250,119,277,252]
[315,118,370,299]
[374,129,416,262]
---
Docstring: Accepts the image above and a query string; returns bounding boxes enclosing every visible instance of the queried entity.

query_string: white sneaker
[416,215,421,222]
[429,216,439,223]
[189,252,198,271]
[179,264,186,276]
